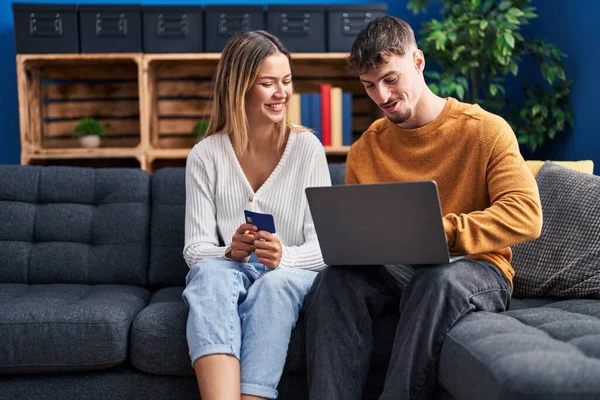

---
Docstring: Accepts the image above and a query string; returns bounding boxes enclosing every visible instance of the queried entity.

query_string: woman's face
[245,52,293,128]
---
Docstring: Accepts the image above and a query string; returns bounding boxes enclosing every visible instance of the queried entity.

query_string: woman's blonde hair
[205,30,296,157]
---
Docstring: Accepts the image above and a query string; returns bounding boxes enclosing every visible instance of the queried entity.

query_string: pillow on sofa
[525,160,594,177]
[512,162,600,299]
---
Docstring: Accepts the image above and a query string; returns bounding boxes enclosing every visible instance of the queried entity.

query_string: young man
[304,16,543,400]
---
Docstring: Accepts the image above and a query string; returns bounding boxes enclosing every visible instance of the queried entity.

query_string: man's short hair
[346,16,418,76]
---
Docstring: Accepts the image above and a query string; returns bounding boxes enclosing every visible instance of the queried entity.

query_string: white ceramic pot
[79,135,101,148]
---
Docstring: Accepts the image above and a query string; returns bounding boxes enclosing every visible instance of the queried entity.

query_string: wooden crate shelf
[17,53,144,157]
[147,145,351,161]
[143,54,219,151]
[22,147,143,169]
[17,53,377,172]
[146,145,351,173]
[24,147,142,158]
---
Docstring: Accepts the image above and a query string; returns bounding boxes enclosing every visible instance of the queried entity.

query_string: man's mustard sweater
[346,98,542,288]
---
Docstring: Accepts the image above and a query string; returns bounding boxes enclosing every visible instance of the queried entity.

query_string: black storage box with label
[13,3,79,54]
[328,3,387,52]
[143,6,204,53]
[79,4,142,53]
[266,5,326,52]
[204,5,264,53]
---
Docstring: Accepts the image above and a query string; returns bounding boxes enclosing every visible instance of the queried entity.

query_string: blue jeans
[182,255,317,399]
[304,260,511,400]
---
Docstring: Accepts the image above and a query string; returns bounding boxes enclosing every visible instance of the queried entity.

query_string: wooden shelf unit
[17,53,376,172]
[17,53,145,166]
[143,53,220,152]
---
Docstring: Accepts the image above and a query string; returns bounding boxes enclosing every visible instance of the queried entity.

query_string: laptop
[305,181,451,266]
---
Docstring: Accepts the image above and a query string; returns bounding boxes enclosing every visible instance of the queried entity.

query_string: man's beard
[386,107,412,124]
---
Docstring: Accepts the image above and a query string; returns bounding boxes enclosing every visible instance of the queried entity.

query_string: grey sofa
[0,163,598,400]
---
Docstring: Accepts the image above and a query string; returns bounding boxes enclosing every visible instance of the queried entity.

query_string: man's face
[359,51,423,125]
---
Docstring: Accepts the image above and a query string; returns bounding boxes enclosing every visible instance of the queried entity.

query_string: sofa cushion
[512,162,600,299]
[130,287,190,375]
[440,300,600,400]
[509,297,558,310]
[0,166,150,286]
[149,168,189,290]
[525,160,594,177]
[0,283,149,374]
[0,364,200,400]
[328,162,346,185]
[130,287,399,376]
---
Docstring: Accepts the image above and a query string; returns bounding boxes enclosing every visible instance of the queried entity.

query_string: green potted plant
[192,120,210,140]
[408,0,573,151]
[73,118,106,148]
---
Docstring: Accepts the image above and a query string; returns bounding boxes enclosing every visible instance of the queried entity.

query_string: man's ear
[414,49,425,73]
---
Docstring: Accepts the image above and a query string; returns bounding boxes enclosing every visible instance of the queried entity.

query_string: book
[300,93,311,130]
[330,87,343,147]
[287,93,301,125]
[310,93,322,142]
[320,84,332,146]
[342,92,353,146]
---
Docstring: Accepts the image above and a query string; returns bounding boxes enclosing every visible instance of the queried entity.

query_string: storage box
[143,6,204,53]
[266,5,326,52]
[13,3,79,54]
[79,5,142,53]
[328,3,387,52]
[204,5,265,53]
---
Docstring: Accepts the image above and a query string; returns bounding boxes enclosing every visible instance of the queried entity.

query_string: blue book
[300,94,311,129]
[342,92,353,146]
[310,93,322,142]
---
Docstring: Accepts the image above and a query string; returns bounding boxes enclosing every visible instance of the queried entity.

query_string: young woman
[182,31,330,400]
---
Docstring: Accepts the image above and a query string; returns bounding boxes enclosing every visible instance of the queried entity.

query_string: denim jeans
[182,255,317,399]
[304,259,511,400]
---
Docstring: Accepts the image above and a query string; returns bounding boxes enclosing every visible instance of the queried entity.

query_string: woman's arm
[183,147,228,268]
[279,145,331,270]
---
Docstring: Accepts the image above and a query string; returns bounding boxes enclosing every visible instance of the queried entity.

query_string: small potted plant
[192,120,209,140]
[73,118,106,148]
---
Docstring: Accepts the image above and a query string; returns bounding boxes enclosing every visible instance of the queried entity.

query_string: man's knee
[306,266,387,311]
[409,260,505,297]
[304,267,352,310]
[412,264,455,287]
[310,266,372,295]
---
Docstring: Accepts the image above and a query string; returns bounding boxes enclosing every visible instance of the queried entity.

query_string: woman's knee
[183,258,241,305]
[187,257,236,283]
[249,269,315,303]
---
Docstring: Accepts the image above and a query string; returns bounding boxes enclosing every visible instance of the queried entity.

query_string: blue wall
[525,0,600,166]
[0,0,20,164]
[1,0,598,168]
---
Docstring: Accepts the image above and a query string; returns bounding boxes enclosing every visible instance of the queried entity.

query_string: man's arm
[345,149,359,184]
[443,117,543,254]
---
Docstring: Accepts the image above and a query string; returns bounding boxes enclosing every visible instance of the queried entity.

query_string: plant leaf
[503,32,515,49]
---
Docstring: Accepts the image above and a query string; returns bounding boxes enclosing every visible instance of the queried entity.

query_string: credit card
[244,210,276,234]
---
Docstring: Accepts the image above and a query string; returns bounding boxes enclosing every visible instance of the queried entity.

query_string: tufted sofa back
[0,166,150,285]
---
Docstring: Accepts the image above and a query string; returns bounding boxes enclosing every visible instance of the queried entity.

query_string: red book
[320,83,332,146]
